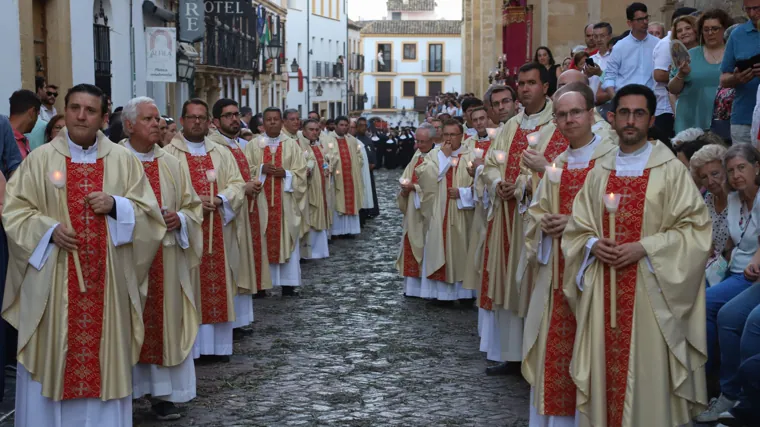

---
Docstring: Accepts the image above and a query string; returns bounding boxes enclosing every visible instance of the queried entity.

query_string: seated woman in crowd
[699,144,760,423]
[672,128,725,167]
[690,144,731,286]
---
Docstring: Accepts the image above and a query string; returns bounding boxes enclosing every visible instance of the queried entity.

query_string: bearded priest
[3,84,165,427]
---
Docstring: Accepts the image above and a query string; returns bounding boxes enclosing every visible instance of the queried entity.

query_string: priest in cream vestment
[119,97,204,420]
[299,119,332,259]
[396,124,435,297]
[209,98,268,333]
[562,85,709,427]
[244,108,307,296]
[2,85,165,427]
[164,99,247,360]
[479,64,557,367]
[415,120,477,301]
[521,87,616,427]
[329,117,364,236]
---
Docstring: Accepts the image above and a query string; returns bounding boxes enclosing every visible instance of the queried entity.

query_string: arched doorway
[93,0,112,98]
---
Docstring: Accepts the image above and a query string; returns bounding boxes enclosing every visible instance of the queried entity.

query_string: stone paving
[1,168,531,426]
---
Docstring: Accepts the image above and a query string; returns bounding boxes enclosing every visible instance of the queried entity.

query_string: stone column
[462,0,473,93]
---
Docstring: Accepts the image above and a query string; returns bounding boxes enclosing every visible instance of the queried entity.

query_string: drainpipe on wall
[306,0,310,115]
[130,0,137,97]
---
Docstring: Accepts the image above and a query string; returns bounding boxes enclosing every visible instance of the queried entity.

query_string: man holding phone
[720,0,760,144]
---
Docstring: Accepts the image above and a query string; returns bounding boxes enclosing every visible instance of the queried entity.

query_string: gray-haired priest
[121,97,204,421]
[2,84,165,426]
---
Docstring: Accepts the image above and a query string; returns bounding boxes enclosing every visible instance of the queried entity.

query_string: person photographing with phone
[720,0,760,144]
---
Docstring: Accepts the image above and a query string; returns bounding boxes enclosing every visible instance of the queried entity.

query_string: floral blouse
[713,87,734,121]
[706,192,729,259]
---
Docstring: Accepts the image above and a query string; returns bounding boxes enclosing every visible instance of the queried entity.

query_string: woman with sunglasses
[668,9,732,134]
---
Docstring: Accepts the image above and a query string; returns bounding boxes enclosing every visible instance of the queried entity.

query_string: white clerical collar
[125,140,155,162]
[520,103,548,130]
[452,145,463,157]
[183,137,207,156]
[264,134,281,145]
[565,134,600,170]
[67,134,98,164]
[616,141,652,177]
[221,134,238,147]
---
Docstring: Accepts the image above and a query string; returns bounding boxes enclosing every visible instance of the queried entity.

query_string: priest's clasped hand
[245,180,262,197]
[86,192,115,215]
[591,239,647,269]
[163,211,181,232]
[496,181,516,201]
[541,214,568,238]
[447,188,460,199]
[53,225,78,252]
[200,195,222,213]
[522,149,549,173]
[261,164,286,177]
[400,182,415,195]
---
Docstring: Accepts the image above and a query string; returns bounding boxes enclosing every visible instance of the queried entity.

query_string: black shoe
[459,298,477,306]
[233,328,253,341]
[218,355,230,363]
[252,290,267,299]
[281,286,300,297]
[485,362,521,376]
[152,401,181,421]
[430,300,456,307]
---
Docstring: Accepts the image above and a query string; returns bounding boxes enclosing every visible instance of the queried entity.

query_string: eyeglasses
[614,108,650,120]
[702,26,724,34]
[554,108,588,122]
[221,112,241,119]
[631,15,650,23]
[744,5,760,13]
[183,115,209,123]
[442,132,462,139]
[46,91,58,97]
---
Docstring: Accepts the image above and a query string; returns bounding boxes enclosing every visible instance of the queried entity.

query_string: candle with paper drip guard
[486,128,497,139]
[399,177,410,186]
[449,156,459,167]
[492,150,507,164]
[266,139,278,206]
[206,169,217,255]
[526,132,541,195]
[248,177,261,213]
[49,170,87,293]
[603,192,622,328]
[490,150,511,242]
[473,147,484,159]
[545,163,563,290]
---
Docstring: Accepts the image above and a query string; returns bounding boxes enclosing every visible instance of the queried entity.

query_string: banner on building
[146,27,177,82]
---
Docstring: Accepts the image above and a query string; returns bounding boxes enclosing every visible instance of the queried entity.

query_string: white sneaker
[695,395,737,423]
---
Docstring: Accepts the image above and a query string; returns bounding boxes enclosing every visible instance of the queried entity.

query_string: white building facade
[347,20,364,115]
[285,0,347,119]
[360,20,461,127]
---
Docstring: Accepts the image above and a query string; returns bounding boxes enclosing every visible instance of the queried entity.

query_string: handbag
[705,255,728,287]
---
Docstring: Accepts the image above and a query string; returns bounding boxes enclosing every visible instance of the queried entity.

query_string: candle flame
[205,169,217,182]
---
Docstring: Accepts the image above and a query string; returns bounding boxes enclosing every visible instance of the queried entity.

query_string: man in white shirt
[651,7,698,139]
[590,22,613,73]
[35,78,58,123]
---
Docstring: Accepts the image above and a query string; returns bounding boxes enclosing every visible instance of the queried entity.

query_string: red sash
[541,159,595,415]
[602,170,650,427]
[475,139,491,156]
[542,130,570,166]
[263,145,284,264]
[62,159,107,400]
[227,145,265,290]
[480,126,539,310]
[139,160,165,365]
[311,145,330,226]
[188,154,228,324]
[428,155,459,282]
[402,155,426,278]
[337,138,356,215]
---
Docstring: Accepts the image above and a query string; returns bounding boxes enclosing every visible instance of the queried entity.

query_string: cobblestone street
[3,169,530,427]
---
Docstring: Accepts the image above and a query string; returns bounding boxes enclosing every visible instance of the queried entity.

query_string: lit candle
[48,170,65,188]
[604,192,622,213]
[327,142,335,150]
[467,160,473,168]
[306,159,315,170]
[545,163,563,183]
[526,132,540,148]
[473,147,484,159]
[450,157,459,167]
[486,128,497,138]
[257,136,268,149]
[493,150,507,164]
[206,169,217,255]
[303,150,310,158]
[335,169,341,175]
[604,191,622,329]
[399,177,410,185]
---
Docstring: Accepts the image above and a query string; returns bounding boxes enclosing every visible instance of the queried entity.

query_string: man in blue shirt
[600,3,660,100]
[720,0,760,145]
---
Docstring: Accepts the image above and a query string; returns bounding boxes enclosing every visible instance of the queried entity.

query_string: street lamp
[316,83,323,97]
[290,58,299,73]
[362,92,368,103]
[177,43,198,83]
[266,39,283,60]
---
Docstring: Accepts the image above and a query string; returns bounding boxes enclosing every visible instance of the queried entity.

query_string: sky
[347,0,462,21]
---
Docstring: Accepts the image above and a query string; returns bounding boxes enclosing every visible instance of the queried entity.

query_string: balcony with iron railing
[200,17,258,72]
[421,59,451,74]
[370,96,398,110]
[349,53,365,72]
[349,94,366,112]
[370,60,397,73]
